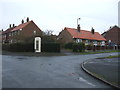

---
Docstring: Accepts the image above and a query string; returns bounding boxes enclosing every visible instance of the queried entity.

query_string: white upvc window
[93,40,98,46]
[11,32,14,36]
[14,31,17,35]
[3,34,6,38]
[10,40,13,43]
[17,30,20,35]
[86,40,90,45]
[101,41,105,46]
[33,30,36,35]
[9,33,11,36]
[76,39,82,43]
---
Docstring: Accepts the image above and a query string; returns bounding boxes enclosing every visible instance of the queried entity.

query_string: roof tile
[65,27,106,41]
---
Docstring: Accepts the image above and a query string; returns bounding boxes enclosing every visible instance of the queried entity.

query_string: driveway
[2,52,118,88]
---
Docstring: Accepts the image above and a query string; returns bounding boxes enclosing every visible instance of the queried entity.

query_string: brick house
[102,25,120,46]
[58,25,106,46]
[2,18,42,44]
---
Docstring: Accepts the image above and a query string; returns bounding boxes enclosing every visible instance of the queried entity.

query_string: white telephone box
[34,37,41,52]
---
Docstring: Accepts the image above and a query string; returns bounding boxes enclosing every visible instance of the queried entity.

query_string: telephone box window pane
[36,40,39,50]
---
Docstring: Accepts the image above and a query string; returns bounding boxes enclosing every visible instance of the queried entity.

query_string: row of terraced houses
[1,18,120,47]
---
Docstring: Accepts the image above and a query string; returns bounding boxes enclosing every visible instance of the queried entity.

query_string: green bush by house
[2,43,34,52]
[3,42,60,52]
[64,42,74,49]
[42,42,60,52]
[73,42,85,52]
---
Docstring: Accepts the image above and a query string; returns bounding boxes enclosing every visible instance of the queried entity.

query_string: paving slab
[81,57,119,89]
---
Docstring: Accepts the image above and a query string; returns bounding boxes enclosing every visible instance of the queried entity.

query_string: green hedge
[42,42,60,52]
[2,42,60,52]
[2,43,34,52]
[73,42,85,52]
[64,42,74,49]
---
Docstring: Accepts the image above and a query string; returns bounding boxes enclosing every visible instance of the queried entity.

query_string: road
[2,52,118,88]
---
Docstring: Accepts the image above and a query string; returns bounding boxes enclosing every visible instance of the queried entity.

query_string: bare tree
[43,30,53,36]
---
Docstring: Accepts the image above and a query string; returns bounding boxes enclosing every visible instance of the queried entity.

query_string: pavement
[81,57,120,89]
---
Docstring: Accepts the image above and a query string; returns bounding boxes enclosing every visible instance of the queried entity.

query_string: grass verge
[79,50,119,55]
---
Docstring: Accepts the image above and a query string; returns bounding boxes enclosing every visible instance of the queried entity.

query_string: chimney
[26,17,29,22]
[77,24,80,32]
[91,27,95,34]
[13,24,15,27]
[9,24,11,28]
[22,19,24,24]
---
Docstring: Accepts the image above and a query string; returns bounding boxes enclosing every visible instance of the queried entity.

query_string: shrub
[2,43,34,52]
[73,42,85,52]
[42,42,60,52]
[85,45,92,50]
[64,42,74,49]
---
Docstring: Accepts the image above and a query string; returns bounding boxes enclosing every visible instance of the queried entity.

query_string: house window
[33,30,36,35]
[76,39,82,43]
[86,40,90,45]
[93,40,97,45]
[109,40,111,43]
[3,34,6,38]
[17,30,20,35]
[9,33,11,36]
[12,32,14,36]
[15,31,17,35]
[101,41,105,46]
[10,40,13,43]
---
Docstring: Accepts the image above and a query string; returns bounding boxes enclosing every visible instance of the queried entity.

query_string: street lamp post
[77,18,80,27]
[76,18,80,43]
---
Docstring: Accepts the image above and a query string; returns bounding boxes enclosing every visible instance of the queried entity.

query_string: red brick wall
[58,30,73,44]
[21,21,42,38]
[12,21,42,42]
[104,26,120,45]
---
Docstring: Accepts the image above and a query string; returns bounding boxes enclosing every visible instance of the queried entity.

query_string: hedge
[64,42,74,49]
[73,42,85,52]
[2,43,34,52]
[3,42,61,52]
[42,42,60,52]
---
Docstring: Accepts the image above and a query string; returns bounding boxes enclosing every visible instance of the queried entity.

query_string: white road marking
[78,77,96,87]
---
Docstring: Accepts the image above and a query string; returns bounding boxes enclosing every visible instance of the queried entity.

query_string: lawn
[79,50,120,55]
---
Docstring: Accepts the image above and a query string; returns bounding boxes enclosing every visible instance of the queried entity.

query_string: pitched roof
[102,25,120,35]
[2,20,35,34]
[12,21,32,31]
[2,27,15,34]
[64,27,106,41]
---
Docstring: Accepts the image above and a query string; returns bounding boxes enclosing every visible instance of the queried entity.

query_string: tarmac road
[2,52,118,88]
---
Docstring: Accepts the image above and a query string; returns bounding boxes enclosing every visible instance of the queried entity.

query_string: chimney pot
[91,27,95,34]
[13,24,15,27]
[9,24,11,28]
[26,17,29,22]
[22,19,24,24]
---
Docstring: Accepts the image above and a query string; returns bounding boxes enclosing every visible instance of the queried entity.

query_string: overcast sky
[0,0,119,35]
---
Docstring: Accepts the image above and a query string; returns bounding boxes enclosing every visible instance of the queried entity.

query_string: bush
[85,45,92,50]
[42,42,60,52]
[2,43,34,52]
[64,42,74,49]
[73,42,85,52]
